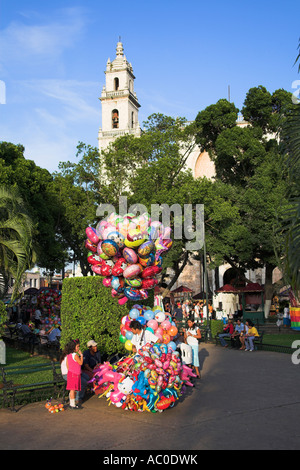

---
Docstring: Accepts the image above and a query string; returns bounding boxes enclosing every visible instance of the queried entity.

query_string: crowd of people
[5,306,61,353]
[164,299,214,325]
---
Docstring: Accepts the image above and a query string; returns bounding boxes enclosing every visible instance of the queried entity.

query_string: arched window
[131,112,134,128]
[112,109,119,129]
[114,77,119,91]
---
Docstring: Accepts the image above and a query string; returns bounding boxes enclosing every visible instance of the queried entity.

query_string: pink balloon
[156,327,164,336]
[147,319,158,331]
[103,277,111,287]
[118,297,128,306]
[161,320,171,330]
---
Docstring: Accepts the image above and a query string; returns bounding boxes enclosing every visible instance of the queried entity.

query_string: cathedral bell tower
[98,41,141,152]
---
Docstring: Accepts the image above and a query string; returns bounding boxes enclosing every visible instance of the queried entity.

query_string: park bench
[0,361,67,412]
[215,330,264,350]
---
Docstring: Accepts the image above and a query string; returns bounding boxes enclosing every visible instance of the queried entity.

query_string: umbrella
[24,288,38,295]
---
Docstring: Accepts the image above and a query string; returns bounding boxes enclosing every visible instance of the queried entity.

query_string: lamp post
[203,231,212,341]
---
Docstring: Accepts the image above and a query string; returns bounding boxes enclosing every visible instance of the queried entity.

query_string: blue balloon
[129,308,140,319]
[144,310,155,321]
[167,341,177,351]
[125,330,133,340]
[137,316,146,326]
[146,327,154,334]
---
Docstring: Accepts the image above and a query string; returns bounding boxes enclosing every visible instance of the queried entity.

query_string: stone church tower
[98,41,141,152]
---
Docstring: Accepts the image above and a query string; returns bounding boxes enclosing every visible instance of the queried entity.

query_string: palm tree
[0,186,36,300]
[281,40,300,292]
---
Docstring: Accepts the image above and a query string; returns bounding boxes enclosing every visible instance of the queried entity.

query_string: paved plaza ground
[1,342,300,451]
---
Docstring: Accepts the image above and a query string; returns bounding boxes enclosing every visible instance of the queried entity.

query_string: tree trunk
[264,263,275,318]
[161,251,190,298]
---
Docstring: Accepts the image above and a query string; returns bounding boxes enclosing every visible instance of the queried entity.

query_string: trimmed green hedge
[202,319,224,338]
[60,276,154,357]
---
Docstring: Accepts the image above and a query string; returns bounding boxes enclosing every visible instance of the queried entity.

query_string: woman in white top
[183,319,201,378]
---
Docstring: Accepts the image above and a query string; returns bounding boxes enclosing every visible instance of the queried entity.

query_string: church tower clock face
[98,41,141,152]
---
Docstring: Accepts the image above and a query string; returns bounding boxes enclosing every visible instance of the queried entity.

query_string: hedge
[202,319,224,338]
[60,276,154,357]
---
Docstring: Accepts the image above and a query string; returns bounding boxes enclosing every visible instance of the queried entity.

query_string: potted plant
[0,301,7,364]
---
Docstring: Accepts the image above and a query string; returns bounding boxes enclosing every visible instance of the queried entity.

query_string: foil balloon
[85,211,172,303]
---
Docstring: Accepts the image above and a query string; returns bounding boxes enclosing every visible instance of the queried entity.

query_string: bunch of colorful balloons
[36,289,61,332]
[85,212,172,305]
[119,304,178,352]
[40,313,61,333]
[37,289,62,317]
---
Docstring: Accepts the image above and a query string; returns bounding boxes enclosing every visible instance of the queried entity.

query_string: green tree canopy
[0,186,35,300]
[0,142,68,273]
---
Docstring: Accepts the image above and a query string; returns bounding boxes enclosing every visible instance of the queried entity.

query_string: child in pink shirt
[66,340,83,409]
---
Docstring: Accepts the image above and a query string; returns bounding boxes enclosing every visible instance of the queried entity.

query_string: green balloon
[119,334,126,343]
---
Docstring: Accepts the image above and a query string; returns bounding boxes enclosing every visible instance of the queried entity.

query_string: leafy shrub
[203,319,224,337]
[0,301,8,339]
[60,276,154,357]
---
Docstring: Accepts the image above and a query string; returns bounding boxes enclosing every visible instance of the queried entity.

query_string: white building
[98,41,141,153]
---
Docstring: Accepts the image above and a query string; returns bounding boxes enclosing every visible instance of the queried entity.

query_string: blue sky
[0,0,299,173]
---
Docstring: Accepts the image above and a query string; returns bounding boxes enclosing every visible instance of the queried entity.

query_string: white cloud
[1,78,101,172]
[0,7,87,73]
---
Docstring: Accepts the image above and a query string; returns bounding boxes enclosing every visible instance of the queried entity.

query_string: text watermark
[96,196,205,251]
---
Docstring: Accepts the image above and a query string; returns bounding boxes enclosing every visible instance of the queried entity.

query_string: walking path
[1,343,300,450]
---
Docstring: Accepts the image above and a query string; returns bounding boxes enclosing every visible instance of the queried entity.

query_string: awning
[192,291,212,300]
[171,285,193,293]
[239,283,264,292]
[216,284,239,293]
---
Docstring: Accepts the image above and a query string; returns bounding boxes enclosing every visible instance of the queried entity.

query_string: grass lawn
[1,347,58,385]
[263,334,300,348]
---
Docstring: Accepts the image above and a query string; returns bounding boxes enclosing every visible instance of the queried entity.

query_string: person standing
[194,302,201,324]
[283,305,291,327]
[173,302,183,328]
[66,340,83,409]
[183,319,201,378]
[33,308,42,328]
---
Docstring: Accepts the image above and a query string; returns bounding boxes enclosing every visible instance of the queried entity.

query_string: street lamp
[203,231,212,341]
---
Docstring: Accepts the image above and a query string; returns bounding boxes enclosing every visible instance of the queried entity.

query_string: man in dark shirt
[173,302,183,324]
[82,340,102,379]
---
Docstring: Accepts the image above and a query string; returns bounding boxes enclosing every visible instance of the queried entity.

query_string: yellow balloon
[125,340,133,351]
